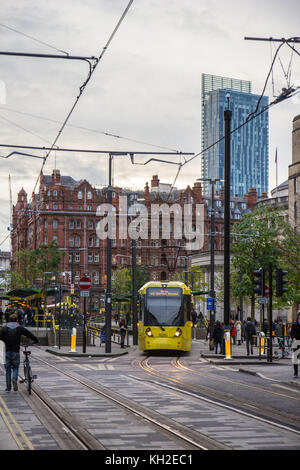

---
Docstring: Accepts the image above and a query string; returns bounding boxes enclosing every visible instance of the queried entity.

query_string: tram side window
[139,295,145,322]
[184,295,191,323]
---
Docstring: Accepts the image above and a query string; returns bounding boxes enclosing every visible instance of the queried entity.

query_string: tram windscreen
[145,287,183,326]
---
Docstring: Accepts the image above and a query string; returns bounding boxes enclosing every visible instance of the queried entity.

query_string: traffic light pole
[268,262,273,363]
[131,237,138,345]
[105,154,113,354]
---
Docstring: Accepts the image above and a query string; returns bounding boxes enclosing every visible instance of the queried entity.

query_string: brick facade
[11,169,261,310]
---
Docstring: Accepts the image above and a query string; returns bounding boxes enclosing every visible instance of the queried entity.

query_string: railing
[87,324,130,347]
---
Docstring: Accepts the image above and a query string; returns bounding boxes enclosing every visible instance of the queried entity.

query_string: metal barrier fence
[88,325,130,347]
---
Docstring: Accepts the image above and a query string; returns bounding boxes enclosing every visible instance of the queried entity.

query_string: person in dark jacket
[0,313,39,392]
[119,319,127,349]
[245,317,256,355]
[291,312,300,378]
[212,321,224,354]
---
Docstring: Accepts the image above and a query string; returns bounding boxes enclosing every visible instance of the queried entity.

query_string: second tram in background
[138,281,193,352]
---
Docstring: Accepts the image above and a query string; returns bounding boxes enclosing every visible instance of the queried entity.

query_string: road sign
[258,297,268,304]
[80,290,90,297]
[206,297,216,310]
[78,276,91,290]
[264,285,269,297]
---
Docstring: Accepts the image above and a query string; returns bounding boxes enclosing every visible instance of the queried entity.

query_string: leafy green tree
[231,205,300,319]
[10,241,64,289]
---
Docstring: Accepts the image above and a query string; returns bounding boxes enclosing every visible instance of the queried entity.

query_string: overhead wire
[31,0,135,197]
[166,37,300,202]
[0,23,69,56]
[0,106,180,153]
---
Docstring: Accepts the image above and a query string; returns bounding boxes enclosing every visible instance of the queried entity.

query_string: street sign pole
[83,296,87,354]
[78,276,91,354]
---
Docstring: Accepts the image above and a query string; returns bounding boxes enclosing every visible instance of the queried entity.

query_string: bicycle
[20,342,37,395]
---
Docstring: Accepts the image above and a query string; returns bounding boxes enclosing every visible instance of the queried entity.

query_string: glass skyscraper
[201,74,269,197]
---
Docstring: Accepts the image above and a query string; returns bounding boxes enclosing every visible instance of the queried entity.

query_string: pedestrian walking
[245,317,256,355]
[191,308,198,327]
[119,319,127,348]
[262,320,268,336]
[0,313,39,392]
[230,321,236,345]
[16,307,25,325]
[291,312,300,378]
[235,321,242,345]
[5,308,11,323]
[212,321,224,354]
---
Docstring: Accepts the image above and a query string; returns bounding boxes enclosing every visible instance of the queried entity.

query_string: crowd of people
[208,314,300,361]
[0,305,36,327]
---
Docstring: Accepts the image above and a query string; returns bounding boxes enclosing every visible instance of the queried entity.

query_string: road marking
[0,396,34,450]
[73,364,114,371]
[271,383,300,393]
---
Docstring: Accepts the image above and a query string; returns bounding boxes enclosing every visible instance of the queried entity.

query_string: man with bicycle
[0,313,39,392]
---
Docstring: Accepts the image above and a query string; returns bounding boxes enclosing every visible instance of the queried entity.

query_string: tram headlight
[174,328,182,337]
[145,328,153,337]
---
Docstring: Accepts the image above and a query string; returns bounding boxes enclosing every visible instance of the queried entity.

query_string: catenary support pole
[223,100,232,327]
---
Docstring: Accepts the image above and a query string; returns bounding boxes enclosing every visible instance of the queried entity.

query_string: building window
[53,204,58,210]
[78,191,82,200]
[87,205,92,211]
[88,253,93,263]
[94,253,99,263]
[44,219,48,228]
[88,220,93,229]
[88,236,93,247]
[53,219,58,229]
[93,271,99,284]
[44,235,48,244]
[75,236,80,247]
[75,253,80,263]
[75,271,80,282]
[53,190,57,197]
[87,191,92,200]
[69,220,74,229]
[294,178,298,195]
[69,236,74,247]
[76,219,81,229]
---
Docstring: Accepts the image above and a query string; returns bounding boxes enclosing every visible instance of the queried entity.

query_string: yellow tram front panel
[138,323,192,351]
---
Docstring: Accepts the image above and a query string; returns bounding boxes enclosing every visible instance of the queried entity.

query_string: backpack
[246,322,255,336]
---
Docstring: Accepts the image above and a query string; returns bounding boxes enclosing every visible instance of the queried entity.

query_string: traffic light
[253,268,265,296]
[276,269,288,297]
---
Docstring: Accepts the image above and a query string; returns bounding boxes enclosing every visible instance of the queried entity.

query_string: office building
[201,77,269,197]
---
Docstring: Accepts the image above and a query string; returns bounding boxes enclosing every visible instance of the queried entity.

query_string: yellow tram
[138,281,193,352]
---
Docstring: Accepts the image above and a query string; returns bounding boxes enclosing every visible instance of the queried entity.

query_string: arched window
[69,236,74,247]
[75,236,80,247]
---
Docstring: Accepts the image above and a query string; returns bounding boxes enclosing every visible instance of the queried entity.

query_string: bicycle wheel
[24,362,32,395]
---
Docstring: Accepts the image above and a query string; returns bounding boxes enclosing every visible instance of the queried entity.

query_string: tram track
[138,356,300,436]
[30,355,229,451]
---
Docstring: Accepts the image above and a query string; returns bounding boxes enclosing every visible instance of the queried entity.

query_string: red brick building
[11,169,266,310]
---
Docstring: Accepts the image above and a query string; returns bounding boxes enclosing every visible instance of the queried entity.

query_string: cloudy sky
[0,0,300,251]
